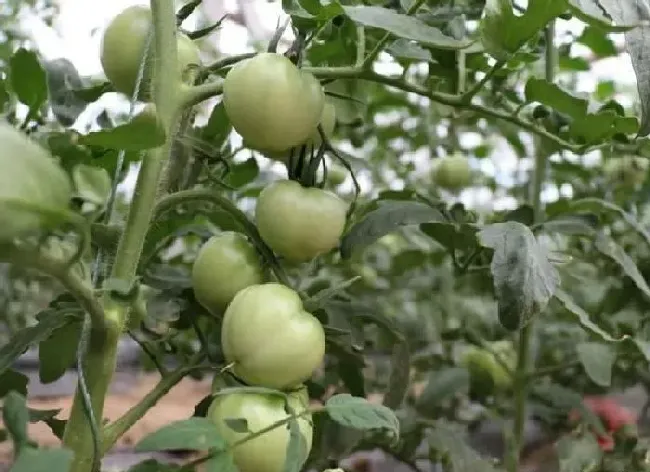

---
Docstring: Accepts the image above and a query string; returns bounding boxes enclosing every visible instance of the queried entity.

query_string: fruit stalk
[62,0,182,470]
[508,21,556,472]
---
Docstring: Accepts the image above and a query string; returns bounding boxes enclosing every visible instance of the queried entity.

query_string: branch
[154,188,293,288]
[101,356,203,452]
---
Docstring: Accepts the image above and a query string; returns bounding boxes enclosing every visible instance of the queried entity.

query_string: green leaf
[202,101,232,148]
[72,81,113,103]
[427,420,500,472]
[596,0,650,135]
[71,164,112,206]
[38,319,82,384]
[576,342,614,387]
[568,0,639,32]
[9,48,48,119]
[79,105,166,151]
[524,78,588,120]
[415,368,469,418]
[342,6,473,50]
[538,213,598,236]
[554,290,623,343]
[479,0,567,61]
[27,408,66,440]
[386,39,434,63]
[325,394,400,438]
[570,198,650,248]
[593,232,650,299]
[3,392,29,450]
[556,434,602,472]
[0,370,28,398]
[341,201,445,259]
[304,276,361,312]
[0,311,72,375]
[382,340,410,410]
[224,157,259,188]
[44,58,87,127]
[568,110,638,144]
[203,450,238,472]
[284,415,309,472]
[9,447,73,472]
[477,222,560,330]
[134,417,227,452]
[127,459,185,472]
[419,222,479,253]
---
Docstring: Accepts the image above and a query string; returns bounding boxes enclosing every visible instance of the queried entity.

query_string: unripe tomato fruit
[208,387,313,472]
[191,232,264,314]
[223,53,325,152]
[262,102,337,162]
[100,6,201,99]
[461,342,515,393]
[327,165,347,186]
[256,180,348,262]
[0,123,72,242]
[221,283,325,389]
[433,153,472,191]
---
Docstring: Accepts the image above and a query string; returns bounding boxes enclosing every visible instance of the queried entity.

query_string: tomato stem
[63,0,185,469]
[507,21,556,472]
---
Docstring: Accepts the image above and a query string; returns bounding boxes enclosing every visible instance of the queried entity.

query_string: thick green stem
[508,21,556,472]
[62,1,182,470]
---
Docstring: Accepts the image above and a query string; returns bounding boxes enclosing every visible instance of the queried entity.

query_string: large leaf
[479,0,567,60]
[44,58,87,126]
[135,418,227,452]
[554,290,623,343]
[593,232,650,299]
[597,0,650,136]
[342,6,473,50]
[477,222,560,330]
[9,48,48,119]
[38,319,82,384]
[9,447,73,472]
[382,340,410,410]
[325,394,400,438]
[0,311,72,375]
[79,105,166,151]
[340,201,445,259]
[568,0,640,31]
[570,198,650,248]
[3,392,29,450]
[524,78,588,120]
[576,342,614,387]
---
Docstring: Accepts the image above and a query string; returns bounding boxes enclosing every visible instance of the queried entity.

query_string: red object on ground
[569,396,638,451]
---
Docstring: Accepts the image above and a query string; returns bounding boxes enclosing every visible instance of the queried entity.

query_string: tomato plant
[220,283,325,389]
[4,2,650,472]
[208,388,313,472]
[256,180,348,262]
[223,53,325,151]
[100,5,200,99]
[191,231,264,313]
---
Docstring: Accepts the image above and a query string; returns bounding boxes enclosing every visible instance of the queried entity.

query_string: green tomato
[208,387,313,472]
[223,53,325,152]
[221,283,325,389]
[461,344,514,393]
[192,232,264,314]
[256,180,348,262]
[433,153,472,191]
[0,123,72,242]
[100,5,201,99]
[327,165,347,186]
[261,102,337,162]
